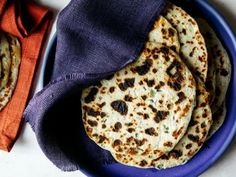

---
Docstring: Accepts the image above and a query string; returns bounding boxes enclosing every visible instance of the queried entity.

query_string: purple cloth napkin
[24,0,166,172]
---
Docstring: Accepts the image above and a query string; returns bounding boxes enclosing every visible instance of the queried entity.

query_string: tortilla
[0,34,21,111]
[0,32,11,90]
[0,58,2,79]
[205,50,216,105]
[150,78,212,169]
[81,42,196,168]
[163,3,208,82]
[208,102,226,138]
[196,18,216,105]
[196,18,231,113]
[149,16,180,53]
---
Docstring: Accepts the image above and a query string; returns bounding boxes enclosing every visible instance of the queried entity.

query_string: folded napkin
[24,0,166,172]
[0,0,52,151]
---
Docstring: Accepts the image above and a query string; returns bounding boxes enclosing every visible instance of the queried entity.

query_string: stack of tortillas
[81,2,231,169]
[0,31,21,111]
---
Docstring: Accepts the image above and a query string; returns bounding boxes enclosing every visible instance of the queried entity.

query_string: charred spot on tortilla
[188,134,200,143]
[84,87,98,103]
[134,139,147,146]
[164,141,173,147]
[140,160,148,167]
[166,60,182,78]
[145,127,158,136]
[114,122,122,132]
[141,95,147,100]
[169,150,183,159]
[185,144,192,149]
[118,78,135,91]
[133,59,153,75]
[111,100,128,115]
[168,28,175,37]
[87,119,98,127]
[176,92,186,104]
[97,102,106,108]
[124,95,133,102]
[167,80,181,91]
[144,79,155,87]
[127,128,135,133]
[98,135,106,143]
[83,106,100,117]
[220,68,229,76]
[113,139,122,147]
[154,111,169,123]
[148,104,157,113]
[109,86,115,93]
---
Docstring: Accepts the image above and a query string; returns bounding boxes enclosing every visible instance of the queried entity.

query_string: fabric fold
[0,0,50,38]
[25,73,115,172]
[0,0,52,151]
[24,0,166,171]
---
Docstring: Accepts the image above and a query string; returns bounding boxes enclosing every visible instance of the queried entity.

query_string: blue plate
[43,0,236,176]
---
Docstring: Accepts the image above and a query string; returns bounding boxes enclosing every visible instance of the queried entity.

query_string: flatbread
[205,50,216,105]
[163,3,208,82]
[150,78,212,169]
[208,102,226,138]
[81,42,196,168]
[0,32,11,90]
[149,16,180,53]
[196,18,216,105]
[196,18,231,113]
[0,34,21,111]
[0,57,2,79]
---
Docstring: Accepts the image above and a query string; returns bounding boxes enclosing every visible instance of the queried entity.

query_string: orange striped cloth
[0,0,52,151]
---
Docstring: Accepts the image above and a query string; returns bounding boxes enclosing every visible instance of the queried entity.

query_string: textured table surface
[0,0,235,177]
